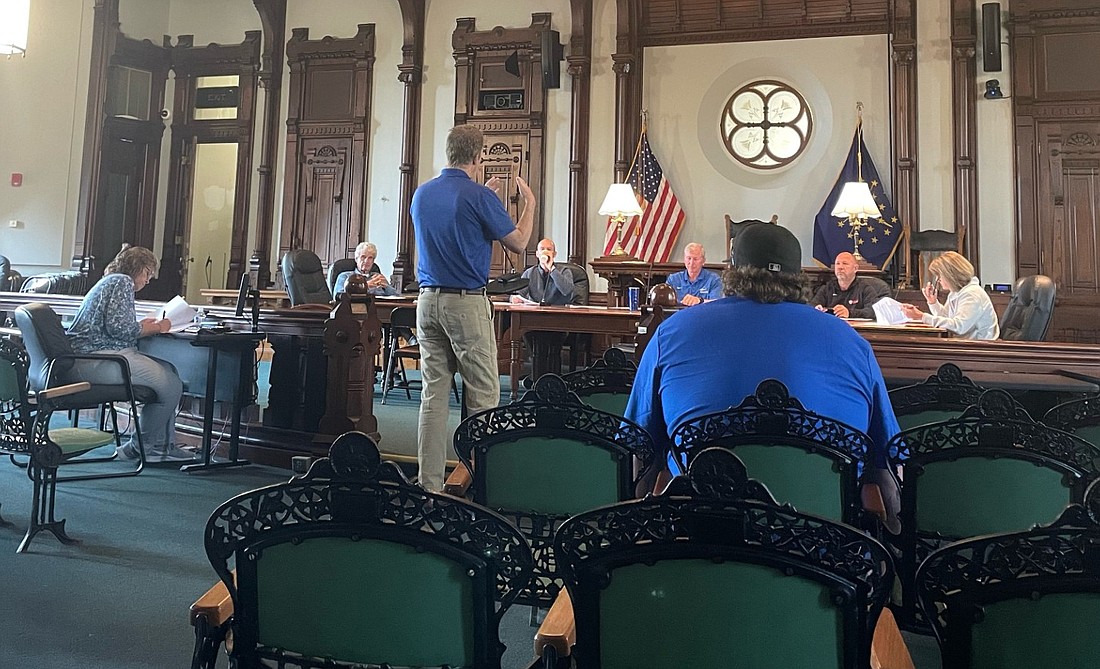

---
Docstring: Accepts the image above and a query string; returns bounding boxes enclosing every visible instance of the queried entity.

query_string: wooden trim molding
[951,0,979,273]
[891,0,920,285]
[251,0,288,288]
[566,0,593,265]
[392,0,426,294]
[613,0,641,181]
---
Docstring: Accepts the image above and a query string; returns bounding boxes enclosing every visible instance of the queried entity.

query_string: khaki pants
[415,290,500,490]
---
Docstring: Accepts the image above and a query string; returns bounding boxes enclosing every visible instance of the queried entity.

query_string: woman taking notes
[901,251,1000,340]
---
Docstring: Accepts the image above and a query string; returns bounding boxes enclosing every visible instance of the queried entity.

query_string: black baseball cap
[731,223,802,274]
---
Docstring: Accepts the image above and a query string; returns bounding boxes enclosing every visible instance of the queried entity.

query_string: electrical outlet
[8,220,18,228]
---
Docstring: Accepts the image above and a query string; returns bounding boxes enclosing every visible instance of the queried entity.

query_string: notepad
[871,297,909,326]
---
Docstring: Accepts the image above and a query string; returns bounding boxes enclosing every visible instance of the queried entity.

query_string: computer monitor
[234,272,250,318]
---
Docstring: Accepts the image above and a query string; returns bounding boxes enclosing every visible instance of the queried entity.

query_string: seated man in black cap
[511,238,575,379]
[625,223,900,524]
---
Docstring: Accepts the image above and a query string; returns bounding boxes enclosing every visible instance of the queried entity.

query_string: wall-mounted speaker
[540,29,563,89]
[982,3,1003,72]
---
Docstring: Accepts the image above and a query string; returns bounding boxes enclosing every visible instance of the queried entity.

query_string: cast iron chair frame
[1043,393,1100,444]
[553,446,894,669]
[916,502,1100,668]
[670,378,879,528]
[453,374,656,609]
[560,347,636,410]
[196,431,534,669]
[887,388,1100,628]
[889,363,1029,428]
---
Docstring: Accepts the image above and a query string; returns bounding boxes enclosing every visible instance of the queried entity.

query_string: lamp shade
[598,183,644,217]
[831,181,882,219]
[0,0,30,56]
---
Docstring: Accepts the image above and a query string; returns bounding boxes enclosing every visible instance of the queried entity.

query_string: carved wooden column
[393,0,426,293]
[74,0,120,266]
[251,0,287,288]
[319,296,381,442]
[612,0,642,181]
[951,0,980,271]
[891,0,920,285]
[566,0,593,266]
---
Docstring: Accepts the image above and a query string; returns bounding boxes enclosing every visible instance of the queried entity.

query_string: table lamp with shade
[0,0,30,57]
[598,183,644,259]
[831,181,882,267]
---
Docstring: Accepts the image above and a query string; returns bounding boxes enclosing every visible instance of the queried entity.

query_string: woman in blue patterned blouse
[68,245,192,462]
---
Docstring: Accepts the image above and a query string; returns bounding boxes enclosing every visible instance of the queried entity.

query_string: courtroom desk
[201,288,292,310]
[848,321,950,339]
[502,304,642,399]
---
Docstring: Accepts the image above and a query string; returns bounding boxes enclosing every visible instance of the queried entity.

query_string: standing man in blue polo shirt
[666,242,723,306]
[411,125,535,491]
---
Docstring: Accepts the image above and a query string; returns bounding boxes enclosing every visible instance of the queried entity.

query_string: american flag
[603,127,686,261]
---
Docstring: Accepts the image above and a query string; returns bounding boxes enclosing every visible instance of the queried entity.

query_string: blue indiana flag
[812,125,902,268]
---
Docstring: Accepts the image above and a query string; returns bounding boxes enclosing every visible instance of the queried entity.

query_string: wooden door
[481,135,529,274]
[1038,124,1100,294]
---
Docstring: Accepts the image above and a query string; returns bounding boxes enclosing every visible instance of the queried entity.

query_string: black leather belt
[419,286,486,296]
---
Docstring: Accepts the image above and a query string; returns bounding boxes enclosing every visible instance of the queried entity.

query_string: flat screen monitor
[234,272,251,318]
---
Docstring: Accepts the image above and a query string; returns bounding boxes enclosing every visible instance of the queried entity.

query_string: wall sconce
[984,79,1005,100]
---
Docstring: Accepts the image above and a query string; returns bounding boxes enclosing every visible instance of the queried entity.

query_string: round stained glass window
[721,80,812,170]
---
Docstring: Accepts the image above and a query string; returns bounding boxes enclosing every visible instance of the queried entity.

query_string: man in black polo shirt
[811,251,890,319]
[411,125,535,491]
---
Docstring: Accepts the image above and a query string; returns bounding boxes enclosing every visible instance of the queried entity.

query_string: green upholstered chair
[886,388,1100,629]
[193,431,533,669]
[1043,393,1100,452]
[889,362,1028,430]
[560,346,636,417]
[0,338,120,552]
[670,379,883,528]
[916,502,1100,669]
[452,374,656,610]
[546,447,895,669]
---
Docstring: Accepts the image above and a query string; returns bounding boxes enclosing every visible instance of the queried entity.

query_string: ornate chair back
[203,431,533,669]
[453,374,656,608]
[887,388,1100,628]
[555,447,894,669]
[888,363,1027,430]
[1044,394,1100,452]
[916,503,1100,669]
[670,379,877,526]
[561,347,637,417]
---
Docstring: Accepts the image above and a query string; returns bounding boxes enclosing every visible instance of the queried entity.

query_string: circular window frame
[720,79,813,170]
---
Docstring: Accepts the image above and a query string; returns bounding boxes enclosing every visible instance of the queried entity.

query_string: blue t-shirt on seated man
[665,242,723,306]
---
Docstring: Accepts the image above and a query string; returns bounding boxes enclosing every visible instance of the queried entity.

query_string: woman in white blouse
[901,251,1000,340]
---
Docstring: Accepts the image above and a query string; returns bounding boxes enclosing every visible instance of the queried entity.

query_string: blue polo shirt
[666,269,723,302]
[412,168,516,290]
[625,296,899,473]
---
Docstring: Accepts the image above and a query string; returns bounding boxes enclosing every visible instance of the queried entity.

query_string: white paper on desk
[871,297,909,326]
[510,295,538,305]
[148,295,198,332]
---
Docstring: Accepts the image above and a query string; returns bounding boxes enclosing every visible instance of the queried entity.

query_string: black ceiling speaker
[540,29,564,89]
[982,3,1003,72]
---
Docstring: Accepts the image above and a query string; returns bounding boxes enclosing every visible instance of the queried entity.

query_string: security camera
[160,109,171,120]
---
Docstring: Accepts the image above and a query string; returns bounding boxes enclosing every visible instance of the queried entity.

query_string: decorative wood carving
[279,25,376,279]
[951,0,979,273]
[452,13,559,271]
[613,0,642,181]
[891,0,920,285]
[251,0,288,289]
[157,32,261,300]
[319,296,381,441]
[566,0,593,266]
[392,0,426,294]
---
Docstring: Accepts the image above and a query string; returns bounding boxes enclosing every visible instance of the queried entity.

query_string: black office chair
[281,250,331,306]
[326,258,382,296]
[557,261,591,370]
[13,303,153,477]
[999,274,1056,341]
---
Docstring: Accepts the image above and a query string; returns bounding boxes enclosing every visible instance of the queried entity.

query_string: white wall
[0,0,95,274]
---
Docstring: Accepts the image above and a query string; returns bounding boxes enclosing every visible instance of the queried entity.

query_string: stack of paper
[871,297,909,326]
[148,296,198,333]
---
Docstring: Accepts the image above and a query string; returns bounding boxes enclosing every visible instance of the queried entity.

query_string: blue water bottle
[627,286,640,311]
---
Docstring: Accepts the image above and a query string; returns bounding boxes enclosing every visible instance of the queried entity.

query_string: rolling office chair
[327,258,382,296]
[281,250,331,306]
[999,274,1057,341]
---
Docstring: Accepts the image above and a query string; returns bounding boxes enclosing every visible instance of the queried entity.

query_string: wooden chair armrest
[190,579,233,628]
[443,463,472,496]
[861,482,887,521]
[534,589,575,659]
[35,381,92,401]
[871,607,915,669]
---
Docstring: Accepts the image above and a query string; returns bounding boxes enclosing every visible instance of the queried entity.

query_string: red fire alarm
[10,173,22,187]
